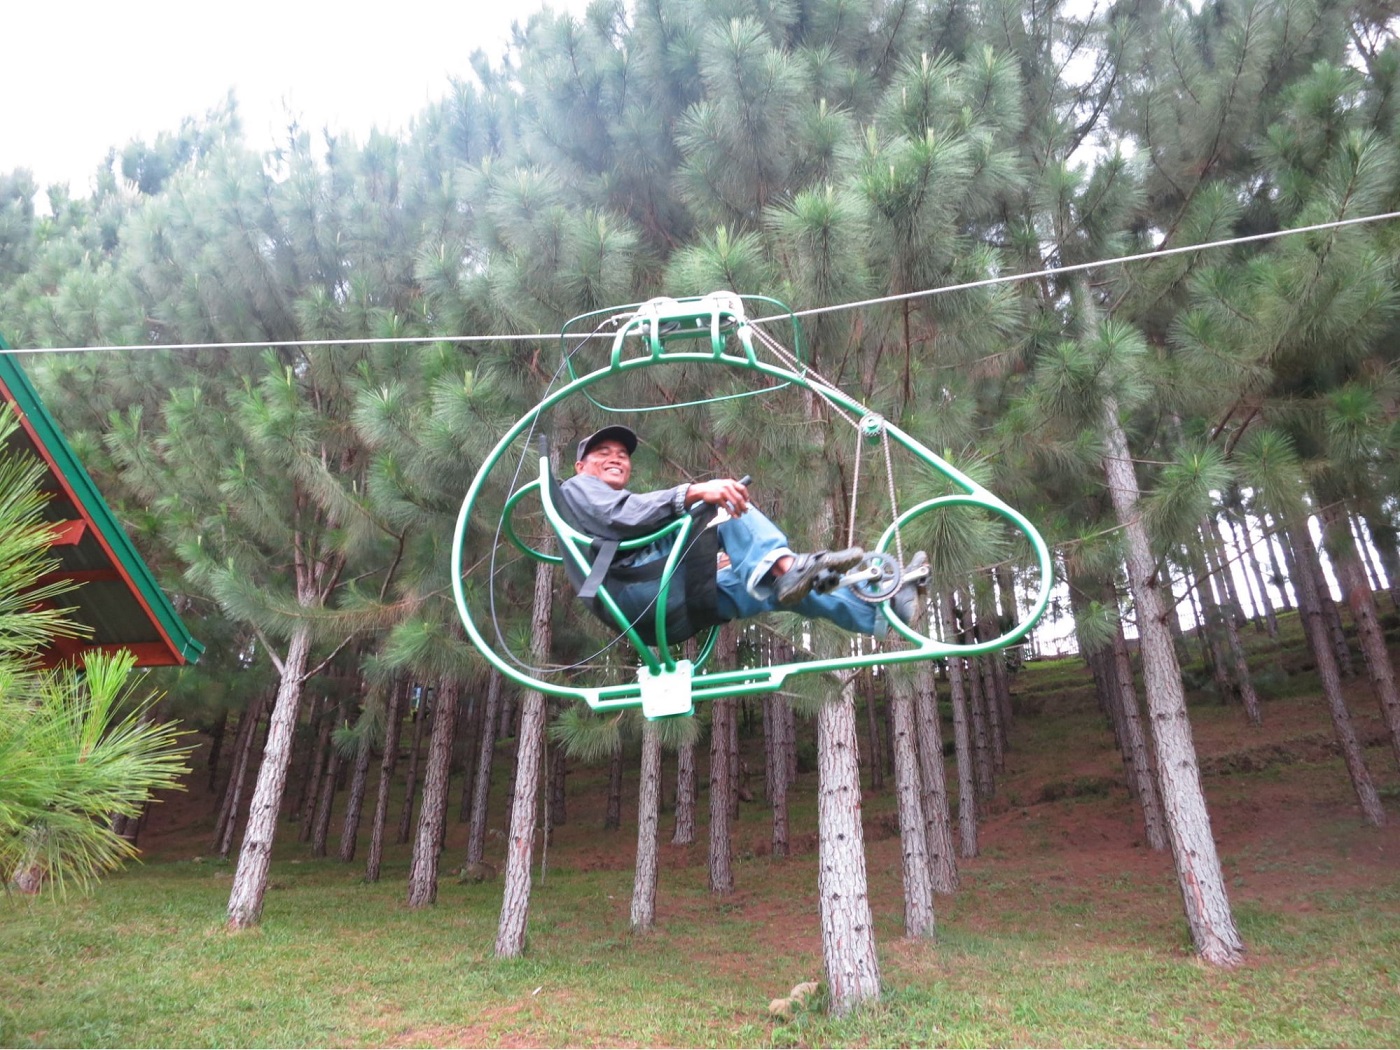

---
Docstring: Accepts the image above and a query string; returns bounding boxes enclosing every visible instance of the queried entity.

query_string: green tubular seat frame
[453,292,1054,719]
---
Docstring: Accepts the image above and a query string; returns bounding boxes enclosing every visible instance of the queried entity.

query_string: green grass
[6,822,1399,1047]
[6,642,1400,1047]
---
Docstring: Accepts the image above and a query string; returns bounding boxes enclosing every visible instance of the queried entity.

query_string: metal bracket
[638,659,695,720]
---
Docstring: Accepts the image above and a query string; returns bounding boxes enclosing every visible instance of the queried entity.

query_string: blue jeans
[712,507,881,635]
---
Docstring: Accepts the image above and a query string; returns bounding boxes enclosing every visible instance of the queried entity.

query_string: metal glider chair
[453,292,1055,720]
[500,452,729,719]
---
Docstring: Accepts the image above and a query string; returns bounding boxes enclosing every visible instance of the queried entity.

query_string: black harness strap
[577,539,618,600]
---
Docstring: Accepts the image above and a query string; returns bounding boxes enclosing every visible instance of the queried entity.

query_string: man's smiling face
[576,438,633,490]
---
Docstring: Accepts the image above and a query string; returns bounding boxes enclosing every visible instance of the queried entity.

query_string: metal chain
[847,427,863,549]
[881,424,904,565]
[749,325,860,429]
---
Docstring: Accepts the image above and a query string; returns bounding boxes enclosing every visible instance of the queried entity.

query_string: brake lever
[689,474,752,518]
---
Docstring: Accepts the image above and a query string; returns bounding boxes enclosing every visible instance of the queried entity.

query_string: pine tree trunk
[459,687,484,823]
[882,696,896,779]
[708,697,735,895]
[769,697,790,859]
[1283,515,1386,825]
[980,579,1014,756]
[1209,518,1248,627]
[966,651,994,799]
[495,690,545,956]
[299,697,331,842]
[729,695,742,818]
[817,674,882,1015]
[1110,613,1169,851]
[467,673,503,867]
[310,710,343,858]
[940,590,978,858]
[211,706,246,842]
[914,659,958,893]
[1321,505,1400,769]
[863,671,884,791]
[1201,526,1262,726]
[995,563,1020,640]
[227,624,313,929]
[398,697,428,844]
[291,695,321,828]
[762,690,775,802]
[1101,401,1243,965]
[338,728,372,864]
[979,655,1007,773]
[1311,533,1357,678]
[365,677,404,884]
[889,671,936,938]
[213,691,266,856]
[631,721,663,933]
[1261,514,1294,610]
[605,744,624,830]
[1181,562,1213,669]
[206,710,229,793]
[672,737,696,846]
[784,696,798,787]
[408,676,461,908]
[1187,542,1235,703]
[1360,506,1400,608]
[1227,513,1276,636]
[1351,514,1385,592]
[550,741,568,830]
[495,559,554,958]
[1283,519,1354,678]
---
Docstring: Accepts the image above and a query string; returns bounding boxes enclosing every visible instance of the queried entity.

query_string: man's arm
[559,474,689,539]
[681,478,750,516]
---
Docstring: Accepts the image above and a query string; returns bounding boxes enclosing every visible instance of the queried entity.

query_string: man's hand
[684,478,750,517]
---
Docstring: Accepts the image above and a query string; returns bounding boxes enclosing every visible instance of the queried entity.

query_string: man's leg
[713,509,882,636]
[792,586,882,634]
[712,508,794,621]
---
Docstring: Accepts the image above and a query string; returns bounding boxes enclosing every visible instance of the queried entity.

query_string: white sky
[2,0,594,195]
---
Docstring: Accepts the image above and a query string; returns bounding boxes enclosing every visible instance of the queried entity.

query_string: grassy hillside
[5,616,1400,1047]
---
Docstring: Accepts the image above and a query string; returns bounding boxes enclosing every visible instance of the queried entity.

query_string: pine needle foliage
[1143,442,1235,551]
[0,651,192,896]
[0,413,86,656]
[0,412,190,895]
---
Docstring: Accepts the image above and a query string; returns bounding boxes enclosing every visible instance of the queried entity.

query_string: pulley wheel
[850,552,902,603]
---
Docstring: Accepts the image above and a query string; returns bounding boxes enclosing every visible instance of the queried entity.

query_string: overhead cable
[7,209,1399,356]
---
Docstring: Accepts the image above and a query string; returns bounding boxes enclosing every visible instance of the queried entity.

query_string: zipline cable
[760,208,1400,323]
[7,209,1399,356]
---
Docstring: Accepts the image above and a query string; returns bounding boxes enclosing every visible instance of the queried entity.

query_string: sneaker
[891,551,929,625]
[774,547,865,605]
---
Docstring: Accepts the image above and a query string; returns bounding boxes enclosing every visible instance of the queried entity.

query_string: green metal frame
[562,292,804,414]
[452,292,1052,716]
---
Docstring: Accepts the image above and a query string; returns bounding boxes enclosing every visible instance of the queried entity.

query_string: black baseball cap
[575,425,638,462]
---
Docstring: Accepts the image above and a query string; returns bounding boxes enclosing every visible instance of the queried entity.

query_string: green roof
[0,334,203,666]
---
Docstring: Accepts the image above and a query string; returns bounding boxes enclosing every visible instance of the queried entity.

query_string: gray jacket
[555,473,724,645]
[558,474,689,560]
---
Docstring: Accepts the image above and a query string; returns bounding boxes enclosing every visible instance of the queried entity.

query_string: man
[556,424,926,645]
